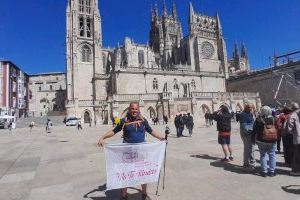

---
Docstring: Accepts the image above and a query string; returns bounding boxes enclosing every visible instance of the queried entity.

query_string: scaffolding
[272,50,300,106]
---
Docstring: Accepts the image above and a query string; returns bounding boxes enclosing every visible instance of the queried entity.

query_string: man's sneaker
[142,194,152,200]
[290,171,300,176]
[221,158,230,163]
[229,156,234,161]
[268,172,276,177]
[260,172,267,177]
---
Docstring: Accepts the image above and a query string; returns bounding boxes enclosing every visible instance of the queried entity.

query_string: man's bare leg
[221,145,229,158]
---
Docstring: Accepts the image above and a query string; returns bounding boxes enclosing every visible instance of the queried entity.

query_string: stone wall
[227,61,300,106]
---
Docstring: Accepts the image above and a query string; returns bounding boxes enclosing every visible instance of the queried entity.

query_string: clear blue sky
[0,0,299,74]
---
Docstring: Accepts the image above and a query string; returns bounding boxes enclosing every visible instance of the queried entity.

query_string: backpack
[261,118,278,142]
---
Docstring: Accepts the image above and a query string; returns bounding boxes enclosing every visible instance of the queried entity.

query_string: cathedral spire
[151,4,154,22]
[241,43,248,59]
[154,2,158,18]
[172,1,178,20]
[189,2,194,24]
[216,13,222,35]
[233,42,239,59]
[163,0,168,17]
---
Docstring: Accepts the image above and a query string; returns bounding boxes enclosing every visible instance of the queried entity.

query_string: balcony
[191,92,259,99]
[117,66,224,78]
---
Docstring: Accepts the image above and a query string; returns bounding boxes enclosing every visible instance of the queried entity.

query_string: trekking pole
[162,126,170,190]
[155,126,170,195]
[155,167,161,195]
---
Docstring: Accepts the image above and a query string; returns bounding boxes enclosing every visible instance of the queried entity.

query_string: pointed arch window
[191,79,196,90]
[153,78,158,90]
[85,0,91,14]
[173,83,179,90]
[138,50,145,65]
[79,16,85,36]
[86,17,92,37]
[82,45,92,62]
[79,0,84,13]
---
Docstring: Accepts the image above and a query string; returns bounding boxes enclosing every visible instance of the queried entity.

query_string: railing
[113,93,161,102]
[67,92,259,106]
[191,92,259,99]
[118,66,224,77]
[66,100,107,107]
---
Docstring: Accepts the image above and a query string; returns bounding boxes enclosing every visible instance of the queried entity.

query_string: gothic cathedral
[66,0,251,124]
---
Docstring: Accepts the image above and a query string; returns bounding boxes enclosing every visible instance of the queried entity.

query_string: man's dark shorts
[218,135,231,145]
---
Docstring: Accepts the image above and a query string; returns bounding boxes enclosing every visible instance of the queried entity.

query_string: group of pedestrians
[208,103,300,177]
[174,113,194,137]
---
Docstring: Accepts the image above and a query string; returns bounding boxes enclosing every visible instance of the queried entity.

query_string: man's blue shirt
[113,118,153,143]
[237,112,254,134]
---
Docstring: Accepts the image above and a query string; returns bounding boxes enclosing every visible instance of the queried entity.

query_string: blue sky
[0,0,299,74]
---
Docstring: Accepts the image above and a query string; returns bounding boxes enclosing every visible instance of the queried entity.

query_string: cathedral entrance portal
[147,107,156,119]
[84,111,91,124]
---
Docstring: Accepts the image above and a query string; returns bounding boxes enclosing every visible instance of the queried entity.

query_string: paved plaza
[0,121,299,200]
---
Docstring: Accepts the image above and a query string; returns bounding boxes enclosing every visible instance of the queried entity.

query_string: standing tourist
[186,113,194,137]
[77,121,83,130]
[210,105,233,162]
[253,106,277,177]
[97,102,165,200]
[29,121,35,132]
[174,113,183,137]
[163,115,168,124]
[237,104,256,171]
[276,107,293,166]
[204,112,210,127]
[286,102,300,176]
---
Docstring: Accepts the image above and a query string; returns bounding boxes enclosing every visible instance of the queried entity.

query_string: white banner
[104,141,166,190]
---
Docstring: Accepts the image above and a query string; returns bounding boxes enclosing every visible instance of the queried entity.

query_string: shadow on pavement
[210,161,252,174]
[83,184,147,200]
[281,185,300,195]
[190,154,220,161]
[210,161,291,176]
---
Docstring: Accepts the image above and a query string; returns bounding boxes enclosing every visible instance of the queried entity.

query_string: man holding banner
[98,102,166,200]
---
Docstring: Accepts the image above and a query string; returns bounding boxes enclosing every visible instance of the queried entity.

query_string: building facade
[66,0,260,124]
[28,73,66,117]
[0,61,29,118]
[227,60,300,107]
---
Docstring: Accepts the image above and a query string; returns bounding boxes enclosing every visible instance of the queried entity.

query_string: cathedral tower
[188,2,228,77]
[66,0,105,120]
[149,1,183,68]
[229,42,250,74]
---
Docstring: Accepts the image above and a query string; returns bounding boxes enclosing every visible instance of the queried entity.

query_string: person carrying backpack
[276,107,293,167]
[253,106,277,177]
[211,105,233,162]
[285,102,300,176]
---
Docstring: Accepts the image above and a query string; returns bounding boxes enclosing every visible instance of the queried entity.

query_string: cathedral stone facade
[66,0,260,124]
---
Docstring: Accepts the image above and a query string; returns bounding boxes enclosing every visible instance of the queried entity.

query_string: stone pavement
[0,122,299,200]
